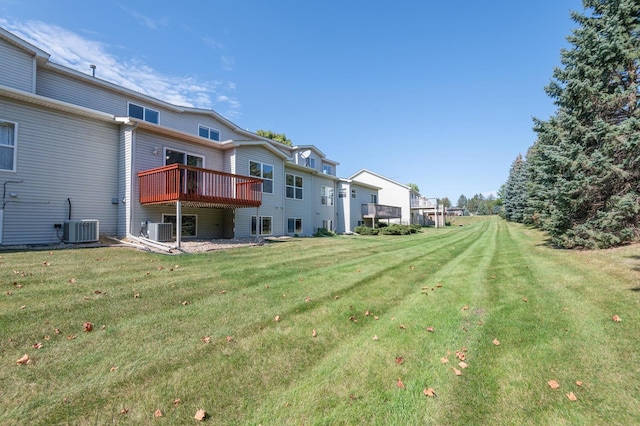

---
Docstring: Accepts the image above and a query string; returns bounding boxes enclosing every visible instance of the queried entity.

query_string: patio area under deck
[138,164,263,247]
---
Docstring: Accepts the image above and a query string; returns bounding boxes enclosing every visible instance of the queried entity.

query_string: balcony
[361,203,402,219]
[138,164,263,208]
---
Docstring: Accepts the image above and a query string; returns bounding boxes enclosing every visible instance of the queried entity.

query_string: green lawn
[1,217,639,425]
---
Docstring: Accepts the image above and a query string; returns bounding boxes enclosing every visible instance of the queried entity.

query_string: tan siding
[0,38,34,92]
[233,145,285,237]
[0,97,120,245]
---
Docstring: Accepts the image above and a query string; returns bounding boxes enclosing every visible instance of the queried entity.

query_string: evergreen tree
[456,194,468,208]
[527,0,640,248]
[502,154,529,223]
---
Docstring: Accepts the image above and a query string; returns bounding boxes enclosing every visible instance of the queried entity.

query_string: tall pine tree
[527,0,640,248]
[502,154,529,223]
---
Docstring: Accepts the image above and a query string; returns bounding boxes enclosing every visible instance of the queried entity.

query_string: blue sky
[0,0,584,201]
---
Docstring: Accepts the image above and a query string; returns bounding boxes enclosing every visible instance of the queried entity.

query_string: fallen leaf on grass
[455,351,465,361]
[426,326,434,332]
[452,367,462,376]
[548,380,560,390]
[566,392,577,401]
[67,335,75,340]
[575,381,583,387]
[461,305,469,311]
[194,409,207,421]
[154,409,163,417]
[120,408,129,415]
[304,297,311,302]
[173,398,181,406]
[372,335,379,340]
[68,278,76,284]
[409,265,415,270]
[181,301,189,306]
[440,357,449,364]
[349,316,358,322]
[32,342,43,349]
[274,315,281,322]
[612,314,622,322]
[395,357,404,365]
[226,336,233,342]
[374,316,379,320]
[201,336,211,343]
[522,297,528,302]
[365,310,371,316]
[110,366,118,372]
[458,361,468,369]
[83,322,93,332]
[16,354,31,364]
[399,324,406,329]
[436,284,443,288]
[312,329,317,337]
[423,388,436,397]
[397,378,405,389]
[492,338,500,346]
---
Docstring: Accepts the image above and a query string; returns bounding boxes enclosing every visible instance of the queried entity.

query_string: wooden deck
[138,164,263,208]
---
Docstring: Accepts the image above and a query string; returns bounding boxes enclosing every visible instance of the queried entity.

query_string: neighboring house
[336,178,380,233]
[349,169,444,227]
[0,27,349,246]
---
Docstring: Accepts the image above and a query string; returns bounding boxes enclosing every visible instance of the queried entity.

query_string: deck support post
[176,201,182,248]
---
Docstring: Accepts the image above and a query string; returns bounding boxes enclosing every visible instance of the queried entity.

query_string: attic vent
[63,220,99,243]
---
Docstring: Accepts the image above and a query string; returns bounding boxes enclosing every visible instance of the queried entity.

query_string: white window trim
[321,185,334,206]
[287,217,303,234]
[249,160,274,195]
[322,164,333,175]
[285,173,304,200]
[198,124,221,141]
[0,120,17,173]
[162,213,198,237]
[351,188,357,198]
[164,147,205,168]
[127,102,159,124]
[251,215,273,236]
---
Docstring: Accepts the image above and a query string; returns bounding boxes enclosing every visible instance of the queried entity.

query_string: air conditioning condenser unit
[63,220,99,243]
[148,222,173,242]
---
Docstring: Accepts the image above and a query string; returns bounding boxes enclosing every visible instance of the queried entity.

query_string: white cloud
[0,19,241,118]
[117,4,168,30]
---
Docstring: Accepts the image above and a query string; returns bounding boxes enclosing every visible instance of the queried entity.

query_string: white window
[322,220,333,231]
[128,102,159,124]
[351,188,357,198]
[308,158,316,168]
[0,120,17,172]
[286,173,303,199]
[250,161,274,194]
[198,125,220,141]
[338,188,347,198]
[322,164,333,175]
[251,216,272,235]
[165,148,204,167]
[370,193,378,204]
[163,214,197,237]
[287,218,303,234]
[321,186,334,206]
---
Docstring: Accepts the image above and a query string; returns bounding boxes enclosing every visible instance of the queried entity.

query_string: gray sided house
[0,27,349,246]
[336,179,381,233]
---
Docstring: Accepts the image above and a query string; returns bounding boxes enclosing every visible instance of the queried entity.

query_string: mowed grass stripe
[243,218,497,424]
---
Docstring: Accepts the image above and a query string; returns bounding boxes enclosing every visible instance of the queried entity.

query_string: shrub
[378,224,412,235]
[354,226,379,235]
[313,227,335,237]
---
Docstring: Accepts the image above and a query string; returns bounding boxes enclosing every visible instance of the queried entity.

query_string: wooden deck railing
[138,164,263,207]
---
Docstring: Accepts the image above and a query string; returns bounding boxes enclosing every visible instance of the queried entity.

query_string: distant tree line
[451,194,501,216]
[500,0,640,249]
